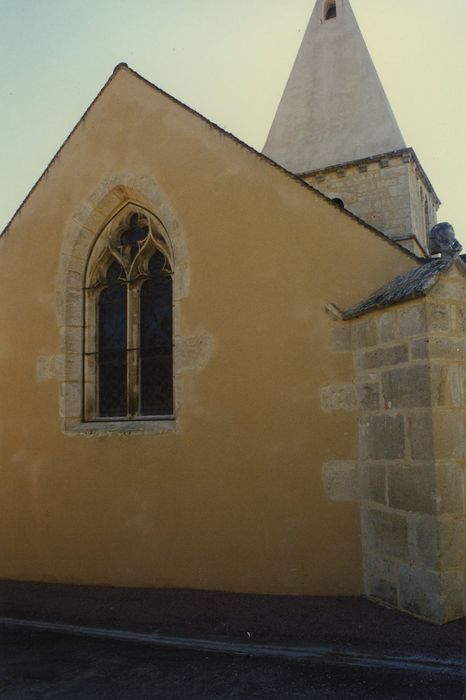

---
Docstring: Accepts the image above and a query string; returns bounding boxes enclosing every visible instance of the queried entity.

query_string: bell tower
[263,0,440,256]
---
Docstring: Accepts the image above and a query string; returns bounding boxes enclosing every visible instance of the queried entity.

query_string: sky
[1,0,465,244]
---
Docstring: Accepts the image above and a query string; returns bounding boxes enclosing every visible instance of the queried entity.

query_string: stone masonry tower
[263,0,440,256]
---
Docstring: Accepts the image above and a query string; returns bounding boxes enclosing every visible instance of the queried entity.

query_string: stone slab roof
[339,256,457,320]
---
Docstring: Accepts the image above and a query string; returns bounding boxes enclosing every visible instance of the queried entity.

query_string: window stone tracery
[84,206,174,422]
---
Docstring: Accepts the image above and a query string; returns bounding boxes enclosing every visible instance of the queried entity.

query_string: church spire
[263,0,406,173]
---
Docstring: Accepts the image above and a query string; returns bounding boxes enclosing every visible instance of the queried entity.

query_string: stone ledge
[65,419,177,437]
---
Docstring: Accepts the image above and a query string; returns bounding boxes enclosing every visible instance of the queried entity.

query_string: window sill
[66,419,176,436]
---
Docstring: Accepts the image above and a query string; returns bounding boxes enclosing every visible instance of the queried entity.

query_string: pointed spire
[263,0,406,173]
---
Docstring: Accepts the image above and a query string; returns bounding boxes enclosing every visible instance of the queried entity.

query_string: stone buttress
[323,256,466,623]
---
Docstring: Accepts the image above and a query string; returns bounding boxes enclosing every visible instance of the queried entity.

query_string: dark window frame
[84,209,175,423]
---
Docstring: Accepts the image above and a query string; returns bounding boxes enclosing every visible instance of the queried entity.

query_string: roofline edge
[0,64,421,264]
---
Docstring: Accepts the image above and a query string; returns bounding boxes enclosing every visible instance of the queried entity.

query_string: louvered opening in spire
[325,2,336,20]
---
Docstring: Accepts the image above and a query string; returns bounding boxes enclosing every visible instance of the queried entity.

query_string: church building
[1,0,465,627]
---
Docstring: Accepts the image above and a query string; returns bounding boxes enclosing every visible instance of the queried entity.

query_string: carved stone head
[429,222,462,257]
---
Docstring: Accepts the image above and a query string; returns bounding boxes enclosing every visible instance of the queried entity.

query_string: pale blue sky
[1,0,465,243]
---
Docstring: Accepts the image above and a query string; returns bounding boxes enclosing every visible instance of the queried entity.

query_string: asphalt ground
[1,626,465,700]
[3,583,466,665]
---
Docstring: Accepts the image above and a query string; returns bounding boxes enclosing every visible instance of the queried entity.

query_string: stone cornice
[300,147,441,208]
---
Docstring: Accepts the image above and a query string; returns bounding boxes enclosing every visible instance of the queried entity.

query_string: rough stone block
[65,353,82,383]
[330,325,353,352]
[68,228,95,260]
[72,202,105,233]
[410,338,429,361]
[360,463,386,504]
[426,303,450,331]
[438,517,466,568]
[378,312,398,343]
[88,188,125,216]
[430,365,450,407]
[176,335,215,373]
[65,290,83,327]
[59,382,81,420]
[435,463,465,515]
[363,554,398,582]
[360,414,405,460]
[60,326,82,355]
[361,506,408,559]
[430,279,466,301]
[388,464,436,514]
[450,367,461,407]
[320,385,356,413]
[65,268,83,294]
[352,318,378,349]
[415,516,439,569]
[357,344,409,371]
[399,305,427,338]
[36,353,82,382]
[441,570,465,622]
[382,365,431,409]
[459,307,466,334]
[461,366,466,406]
[356,381,380,410]
[450,306,459,333]
[432,412,464,460]
[365,575,398,607]
[429,337,466,362]
[36,354,65,383]
[399,565,442,622]
[60,253,86,277]
[322,461,360,502]
[407,411,433,461]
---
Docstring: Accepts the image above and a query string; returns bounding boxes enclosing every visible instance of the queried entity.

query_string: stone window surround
[56,175,213,437]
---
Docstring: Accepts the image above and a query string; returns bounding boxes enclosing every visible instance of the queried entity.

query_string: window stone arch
[56,176,212,435]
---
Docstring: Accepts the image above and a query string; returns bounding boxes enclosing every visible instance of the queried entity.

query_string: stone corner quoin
[323,286,466,623]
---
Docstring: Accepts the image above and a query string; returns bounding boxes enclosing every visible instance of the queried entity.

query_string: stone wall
[323,269,466,622]
[304,151,439,256]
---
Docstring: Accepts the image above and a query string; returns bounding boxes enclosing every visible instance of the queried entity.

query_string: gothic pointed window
[85,209,174,421]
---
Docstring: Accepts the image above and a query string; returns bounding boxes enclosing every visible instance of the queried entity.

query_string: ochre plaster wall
[0,68,415,595]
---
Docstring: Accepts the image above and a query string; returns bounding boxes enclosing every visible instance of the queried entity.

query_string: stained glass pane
[98,261,127,417]
[140,252,173,415]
